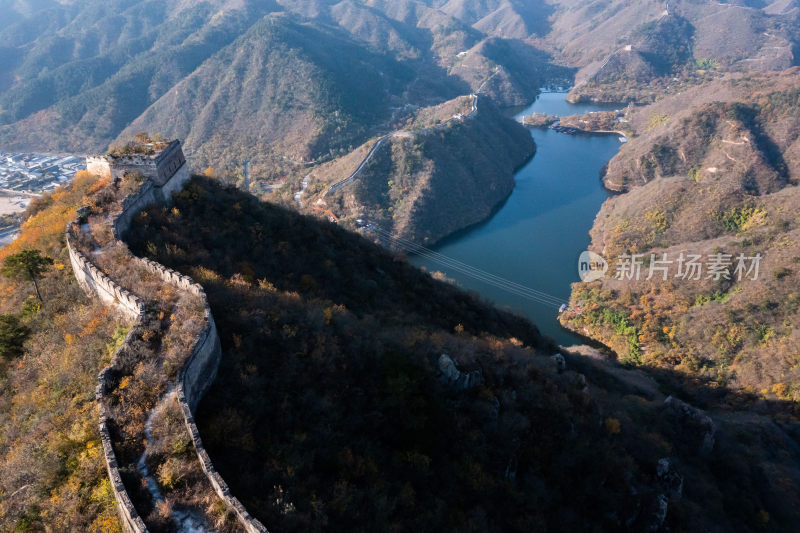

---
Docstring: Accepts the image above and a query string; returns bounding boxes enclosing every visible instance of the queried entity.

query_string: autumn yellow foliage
[0,173,123,531]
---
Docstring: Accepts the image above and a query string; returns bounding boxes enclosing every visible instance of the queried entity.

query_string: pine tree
[2,249,54,302]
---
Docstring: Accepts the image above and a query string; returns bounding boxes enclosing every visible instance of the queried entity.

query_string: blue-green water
[411,92,623,345]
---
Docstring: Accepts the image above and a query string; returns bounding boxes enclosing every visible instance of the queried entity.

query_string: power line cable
[372,227,566,309]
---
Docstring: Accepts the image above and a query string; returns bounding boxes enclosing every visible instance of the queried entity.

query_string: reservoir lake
[411,92,622,345]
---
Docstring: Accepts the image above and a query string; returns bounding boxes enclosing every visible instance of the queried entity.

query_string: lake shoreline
[411,91,623,345]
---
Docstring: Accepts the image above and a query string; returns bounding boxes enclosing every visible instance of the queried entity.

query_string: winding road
[293,172,312,207]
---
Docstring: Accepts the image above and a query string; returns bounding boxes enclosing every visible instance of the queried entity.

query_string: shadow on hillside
[126,177,800,533]
[127,177,559,346]
[128,177,800,417]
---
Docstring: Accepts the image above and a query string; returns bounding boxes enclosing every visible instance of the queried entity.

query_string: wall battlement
[67,144,268,533]
[66,231,144,319]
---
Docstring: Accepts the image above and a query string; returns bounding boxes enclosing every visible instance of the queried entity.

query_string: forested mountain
[299,96,535,246]
[2,0,799,193]
[548,0,800,103]
[561,70,800,399]
[2,155,799,532]
[117,14,416,167]
[126,177,800,532]
[0,1,280,148]
[0,174,125,531]
[0,0,556,171]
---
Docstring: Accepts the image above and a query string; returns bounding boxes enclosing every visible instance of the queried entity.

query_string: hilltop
[560,71,800,399]
[297,95,535,246]
[116,15,415,173]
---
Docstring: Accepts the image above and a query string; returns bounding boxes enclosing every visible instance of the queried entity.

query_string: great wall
[66,140,268,533]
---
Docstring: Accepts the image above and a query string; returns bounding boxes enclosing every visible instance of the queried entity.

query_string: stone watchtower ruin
[87,138,189,188]
[86,137,192,236]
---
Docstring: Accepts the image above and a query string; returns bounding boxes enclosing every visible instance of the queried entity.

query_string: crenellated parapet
[65,226,148,532]
[96,320,149,533]
[136,254,267,532]
[66,141,268,533]
[136,256,267,531]
[65,229,144,319]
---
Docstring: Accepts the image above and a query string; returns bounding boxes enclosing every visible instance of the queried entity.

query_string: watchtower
[87,136,188,186]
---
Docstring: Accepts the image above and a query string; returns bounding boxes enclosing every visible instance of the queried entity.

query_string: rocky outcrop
[648,494,669,532]
[438,353,484,390]
[656,458,683,499]
[664,396,716,454]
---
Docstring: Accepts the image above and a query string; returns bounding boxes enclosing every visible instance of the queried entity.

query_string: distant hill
[602,71,800,191]
[0,0,282,151]
[437,0,555,38]
[561,71,800,398]
[577,15,694,88]
[116,15,415,172]
[541,0,800,103]
[0,0,557,173]
[302,96,535,246]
